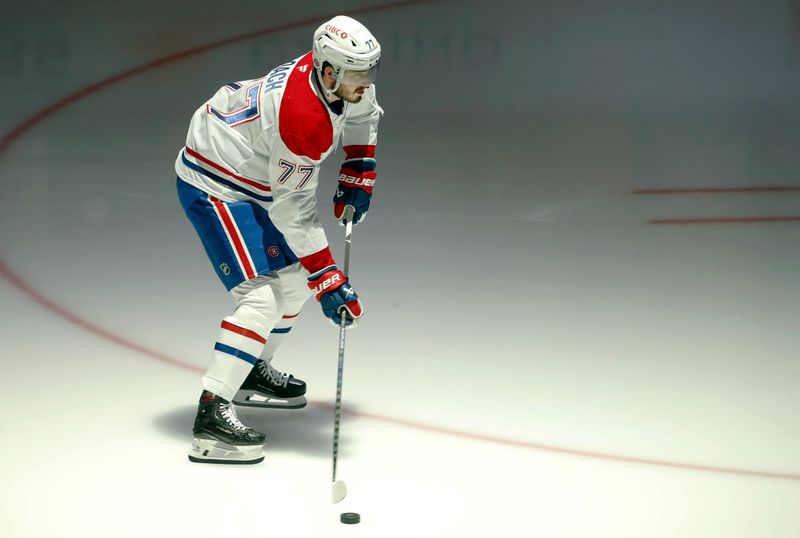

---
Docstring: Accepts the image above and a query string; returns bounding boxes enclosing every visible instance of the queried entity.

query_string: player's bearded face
[334,83,368,103]
[331,67,375,103]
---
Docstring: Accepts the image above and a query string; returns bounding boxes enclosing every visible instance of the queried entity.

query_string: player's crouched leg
[189,277,281,464]
[231,267,311,409]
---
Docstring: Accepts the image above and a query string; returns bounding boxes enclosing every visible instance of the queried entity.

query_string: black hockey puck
[340,512,360,525]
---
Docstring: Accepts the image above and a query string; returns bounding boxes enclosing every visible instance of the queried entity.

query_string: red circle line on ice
[1,3,799,483]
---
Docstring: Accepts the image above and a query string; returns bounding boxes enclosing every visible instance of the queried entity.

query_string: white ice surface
[2,1,800,537]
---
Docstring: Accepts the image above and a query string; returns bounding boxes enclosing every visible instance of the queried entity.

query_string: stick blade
[331,480,347,504]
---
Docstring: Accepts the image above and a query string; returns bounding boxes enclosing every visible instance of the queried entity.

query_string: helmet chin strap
[328,79,342,96]
[328,66,343,96]
[315,65,343,98]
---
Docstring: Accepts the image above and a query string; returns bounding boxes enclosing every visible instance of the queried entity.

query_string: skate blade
[188,454,264,465]
[188,438,265,465]
[232,391,307,409]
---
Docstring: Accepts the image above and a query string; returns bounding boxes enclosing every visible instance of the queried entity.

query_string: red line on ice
[650,216,800,225]
[634,186,800,195]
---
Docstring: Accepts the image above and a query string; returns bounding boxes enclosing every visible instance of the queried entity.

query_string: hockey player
[176,15,383,464]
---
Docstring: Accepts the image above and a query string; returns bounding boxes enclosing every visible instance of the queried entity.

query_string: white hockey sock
[203,315,268,401]
[260,312,300,363]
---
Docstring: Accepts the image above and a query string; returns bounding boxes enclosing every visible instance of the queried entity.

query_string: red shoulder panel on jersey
[343,145,376,159]
[279,52,333,161]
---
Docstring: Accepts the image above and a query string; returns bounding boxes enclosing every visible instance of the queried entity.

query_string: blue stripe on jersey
[181,151,273,202]
[270,327,292,334]
[214,342,259,365]
[341,158,377,173]
[226,82,242,90]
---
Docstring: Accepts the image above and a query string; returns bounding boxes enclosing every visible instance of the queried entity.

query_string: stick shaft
[332,207,354,483]
[332,310,347,482]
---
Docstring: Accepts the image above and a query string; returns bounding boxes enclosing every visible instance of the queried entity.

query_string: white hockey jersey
[175,51,382,260]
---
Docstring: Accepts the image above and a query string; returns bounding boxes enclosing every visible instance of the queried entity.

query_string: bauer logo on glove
[339,173,375,187]
[305,264,363,326]
[311,271,343,295]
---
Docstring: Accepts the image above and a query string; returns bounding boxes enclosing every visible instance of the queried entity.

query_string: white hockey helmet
[312,15,381,94]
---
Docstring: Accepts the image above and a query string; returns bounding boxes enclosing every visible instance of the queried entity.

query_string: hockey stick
[331,205,355,504]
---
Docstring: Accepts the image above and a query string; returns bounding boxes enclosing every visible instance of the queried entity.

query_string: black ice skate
[188,391,266,464]
[232,358,307,409]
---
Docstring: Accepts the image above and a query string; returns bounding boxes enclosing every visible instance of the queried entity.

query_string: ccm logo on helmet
[340,173,375,187]
[325,25,349,39]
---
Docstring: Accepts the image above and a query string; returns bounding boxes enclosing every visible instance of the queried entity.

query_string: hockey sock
[203,313,268,401]
[260,312,300,362]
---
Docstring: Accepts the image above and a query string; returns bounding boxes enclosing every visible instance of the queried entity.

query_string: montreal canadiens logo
[268,246,280,257]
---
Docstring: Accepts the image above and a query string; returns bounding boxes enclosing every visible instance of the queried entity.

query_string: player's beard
[334,84,367,104]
